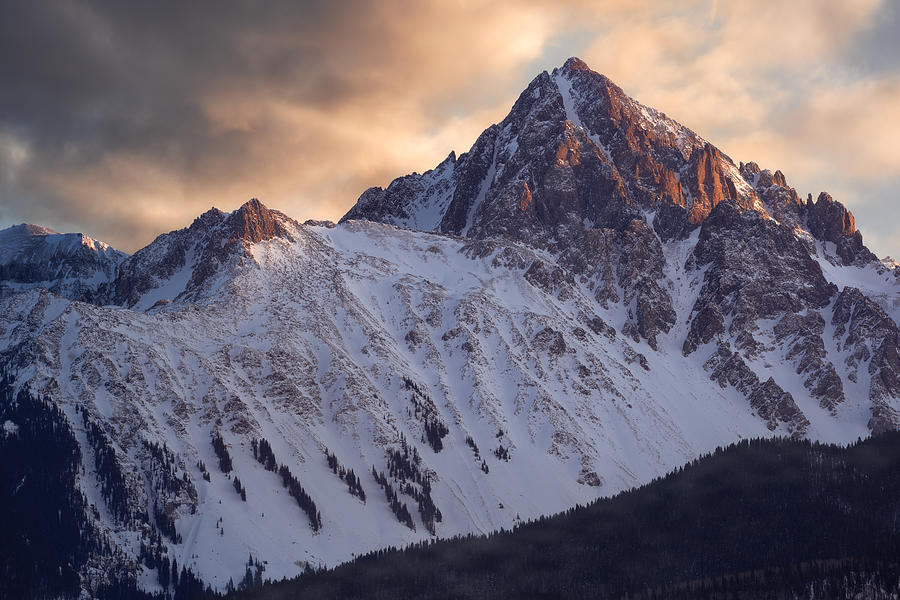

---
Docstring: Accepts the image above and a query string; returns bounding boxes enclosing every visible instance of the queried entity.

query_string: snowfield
[2,213,895,591]
[1,56,899,594]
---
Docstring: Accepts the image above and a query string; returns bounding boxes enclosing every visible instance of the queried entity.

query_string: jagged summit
[225,198,297,245]
[342,57,875,266]
[343,55,759,243]
[1,56,898,596]
[108,198,300,309]
[188,198,297,246]
[807,192,876,264]
[560,56,592,73]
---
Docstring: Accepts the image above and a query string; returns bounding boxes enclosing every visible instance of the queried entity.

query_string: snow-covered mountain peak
[1,57,899,596]
[345,57,772,245]
[1,221,58,237]
[0,223,57,262]
[0,222,127,302]
[223,197,299,246]
[109,198,302,310]
[337,55,895,423]
[0,222,119,261]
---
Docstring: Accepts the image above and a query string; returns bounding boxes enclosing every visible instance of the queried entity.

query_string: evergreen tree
[211,431,232,473]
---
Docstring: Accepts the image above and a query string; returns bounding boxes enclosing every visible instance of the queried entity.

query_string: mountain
[344,56,900,433]
[0,223,126,302]
[1,57,899,597]
[108,198,298,310]
[236,432,900,600]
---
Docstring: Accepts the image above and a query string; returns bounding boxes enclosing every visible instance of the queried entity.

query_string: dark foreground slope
[0,372,213,600]
[236,433,900,600]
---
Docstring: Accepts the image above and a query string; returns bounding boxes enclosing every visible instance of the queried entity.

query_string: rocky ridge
[0,58,898,595]
[0,223,126,302]
[344,56,900,437]
[106,198,298,309]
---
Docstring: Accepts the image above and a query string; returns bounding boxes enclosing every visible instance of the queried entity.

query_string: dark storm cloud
[1,2,346,160]
[0,0,562,248]
[0,2,330,235]
[0,0,897,258]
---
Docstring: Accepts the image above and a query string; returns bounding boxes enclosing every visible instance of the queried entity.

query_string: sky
[1,0,898,257]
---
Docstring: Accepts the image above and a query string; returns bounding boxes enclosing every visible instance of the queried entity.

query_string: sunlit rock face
[1,57,898,594]
[345,56,898,436]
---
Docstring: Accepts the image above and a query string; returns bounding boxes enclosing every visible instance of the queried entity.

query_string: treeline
[138,545,217,599]
[385,436,442,534]
[230,432,900,600]
[225,554,266,593]
[325,449,366,503]
[636,558,900,599]
[252,437,322,531]
[403,377,448,453]
[0,372,102,598]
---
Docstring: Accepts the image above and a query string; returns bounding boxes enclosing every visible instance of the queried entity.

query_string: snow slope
[1,210,891,591]
[0,223,126,301]
[1,56,899,595]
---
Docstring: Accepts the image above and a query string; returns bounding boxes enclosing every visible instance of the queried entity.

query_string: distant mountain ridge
[1,57,898,597]
[0,222,126,302]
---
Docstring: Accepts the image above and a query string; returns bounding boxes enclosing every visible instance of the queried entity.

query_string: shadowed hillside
[234,433,900,600]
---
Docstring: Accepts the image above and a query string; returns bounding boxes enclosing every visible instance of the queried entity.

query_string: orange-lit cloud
[0,0,898,258]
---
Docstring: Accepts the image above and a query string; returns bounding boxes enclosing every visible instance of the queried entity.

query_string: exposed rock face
[832,287,900,433]
[684,200,836,353]
[705,344,809,435]
[683,144,740,225]
[0,224,127,302]
[739,162,804,230]
[806,192,877,264]
[109,199,299,309]
[342,153,457,230]
[774,312,844,412]
[342,56,896,438]
[614,220,676,350]
[736,165,876,266]
[225,198,296,245]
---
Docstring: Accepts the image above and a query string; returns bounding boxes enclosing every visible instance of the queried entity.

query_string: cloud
[0,0,897,258]
[0,1,567,250]
[577,0,899,257]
